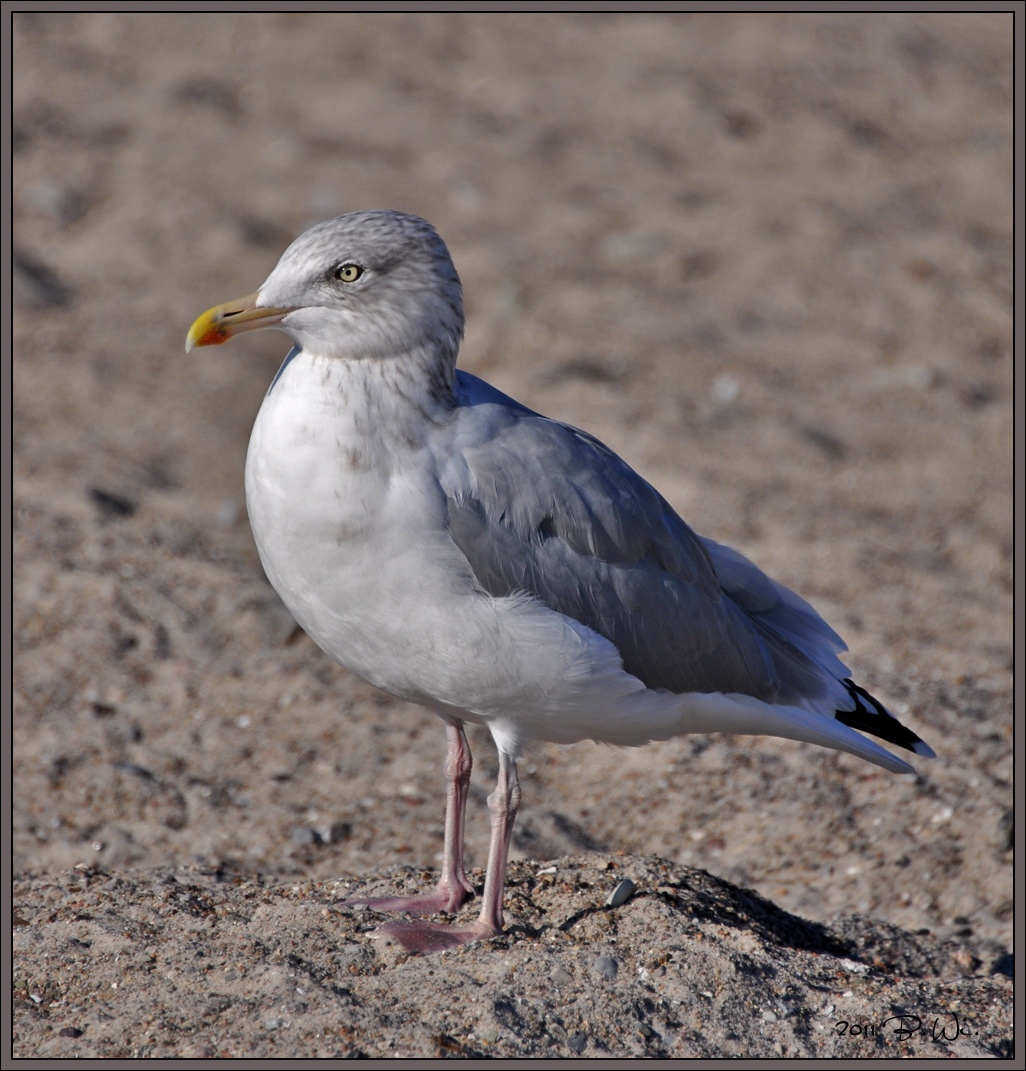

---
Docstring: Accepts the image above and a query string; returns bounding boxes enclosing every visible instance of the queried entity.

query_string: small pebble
[217,499,240,528]
[594,955,618,981]
[710,373,740,405]
[601,229,667,263]
[550,967,574,987]
[606,878,636,908]
[998,810,1013,851]
[567,1032,588,1054]
[289,826,317,847]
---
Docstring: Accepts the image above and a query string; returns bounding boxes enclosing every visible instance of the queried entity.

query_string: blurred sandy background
[14,10,1012,967]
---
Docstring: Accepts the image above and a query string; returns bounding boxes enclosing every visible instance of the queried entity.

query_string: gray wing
[437,371,851,704]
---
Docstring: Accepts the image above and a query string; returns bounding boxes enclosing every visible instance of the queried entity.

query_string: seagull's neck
[283,342,456,455]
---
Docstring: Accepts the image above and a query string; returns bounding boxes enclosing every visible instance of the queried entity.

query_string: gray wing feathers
[441,373,850,705]
[697,537,852,705]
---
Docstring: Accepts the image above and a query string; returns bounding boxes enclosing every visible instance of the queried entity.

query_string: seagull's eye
[334,263,364,283]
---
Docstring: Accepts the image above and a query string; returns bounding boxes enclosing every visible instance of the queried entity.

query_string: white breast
[245,352,443,668]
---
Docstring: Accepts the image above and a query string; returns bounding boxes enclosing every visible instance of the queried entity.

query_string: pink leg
[470,749,520,937]
[347,719,474,916]
[372,750,521,954]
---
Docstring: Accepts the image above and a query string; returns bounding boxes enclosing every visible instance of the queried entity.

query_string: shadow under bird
[187,210,933,953]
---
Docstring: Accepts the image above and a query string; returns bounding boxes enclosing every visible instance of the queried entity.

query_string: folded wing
[439,372,852,711]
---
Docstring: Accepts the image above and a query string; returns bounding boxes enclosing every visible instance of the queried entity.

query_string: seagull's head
[186,211,464,365]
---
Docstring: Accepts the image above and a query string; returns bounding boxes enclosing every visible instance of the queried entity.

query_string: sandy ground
[12,11,1013,1058]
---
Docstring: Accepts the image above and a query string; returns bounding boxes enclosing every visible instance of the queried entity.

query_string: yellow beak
[185,292,296,352]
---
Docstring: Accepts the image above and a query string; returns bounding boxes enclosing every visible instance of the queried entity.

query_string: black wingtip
[835,679,934,758]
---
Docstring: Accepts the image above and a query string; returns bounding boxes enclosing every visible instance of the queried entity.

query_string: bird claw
[346,885,471,917]
[370,918,497,954]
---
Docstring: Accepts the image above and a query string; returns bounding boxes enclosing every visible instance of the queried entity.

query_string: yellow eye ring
[335,263,364,283]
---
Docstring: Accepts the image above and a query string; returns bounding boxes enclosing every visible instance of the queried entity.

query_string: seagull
[187,210,933,953]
